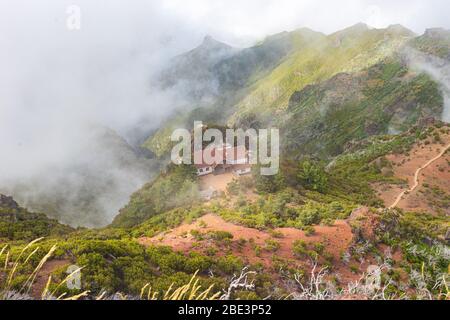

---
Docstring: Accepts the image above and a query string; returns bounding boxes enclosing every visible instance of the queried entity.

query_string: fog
[0,0,449,227]
[403,48,450,123]
[160,0,450,45]
[0,1,199,227]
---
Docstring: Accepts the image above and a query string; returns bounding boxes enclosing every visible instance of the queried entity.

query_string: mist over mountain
[145,23,449,161]
[1,2,450,302]
[0,1,207,227]
[0,126,160,227]
[1,1,450,228]
[404,29,450,122]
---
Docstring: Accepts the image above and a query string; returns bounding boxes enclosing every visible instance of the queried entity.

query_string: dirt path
[31,259,71,299]
[389,143,450,209]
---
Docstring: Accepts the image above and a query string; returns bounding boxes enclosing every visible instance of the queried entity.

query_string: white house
[196,164,215,176]
[194,144,250,176]
[195,144,251,176]
[233,164,252,176]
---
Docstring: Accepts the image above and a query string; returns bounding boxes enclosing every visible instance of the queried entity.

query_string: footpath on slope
[389,143,450,209]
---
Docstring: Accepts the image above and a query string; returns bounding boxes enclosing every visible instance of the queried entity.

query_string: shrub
[264,239,281,252]
[208,231,234,242]
[297,160,328,192]
[227,179,241,196]
[292,240,308,257]
[303,226,315,236]
[269,230,284,239]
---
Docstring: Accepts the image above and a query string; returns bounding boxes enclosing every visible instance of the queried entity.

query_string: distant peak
[346,22,370,32]
[331,22,370,37]
[296,27,320,33]
[353,22,370,29]
[424,28,450,39]
[198,35,233,51]
[0,194,19,209]
[202,35,215,44]
[202,35,225,46]
[387,23,407,29]
[292,27,326,37]
[386,24,415,36]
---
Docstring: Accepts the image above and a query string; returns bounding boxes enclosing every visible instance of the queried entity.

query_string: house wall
[228,157,248,165]
[197,166,214,176]
[234,168,252,176]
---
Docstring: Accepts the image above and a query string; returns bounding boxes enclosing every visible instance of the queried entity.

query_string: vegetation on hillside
[283,59,443,158]
[112,165,199,228]
[0,196,73,242]
[145,25,446,162]
[2,25,450,301]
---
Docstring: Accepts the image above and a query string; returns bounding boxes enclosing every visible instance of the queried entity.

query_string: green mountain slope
[130,24,449,226]
[144,29,326,157]
[111,165,199,228]
[409,28,450,59]
[3,24,450,301]
[282,57,443,157]
[214,28,327,91]
[145,24,423,157]
[0,194,73,241]
[230,23,415,125]
[160,36,238,101]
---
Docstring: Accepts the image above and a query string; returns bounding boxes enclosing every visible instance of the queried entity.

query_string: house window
[199,169,203,173]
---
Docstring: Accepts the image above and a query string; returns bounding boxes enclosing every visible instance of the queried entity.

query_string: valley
[1,23,450,301]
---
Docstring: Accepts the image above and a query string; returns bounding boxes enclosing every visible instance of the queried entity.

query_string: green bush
[264,239,281,252]
[297,160,328,192]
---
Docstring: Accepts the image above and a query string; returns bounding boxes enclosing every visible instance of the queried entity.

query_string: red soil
[31,259,71,299]
[138,213,355,280]
[374,130,450,214]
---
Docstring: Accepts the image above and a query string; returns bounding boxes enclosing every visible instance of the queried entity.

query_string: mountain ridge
[144,23,435,158]
[2,23,450,301]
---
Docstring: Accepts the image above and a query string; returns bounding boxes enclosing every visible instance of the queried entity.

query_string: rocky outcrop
[0,195,19,210]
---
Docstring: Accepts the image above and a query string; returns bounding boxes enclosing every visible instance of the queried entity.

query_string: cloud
[0,0,197,226]
[157,0,450,45]
[403,48,450,123]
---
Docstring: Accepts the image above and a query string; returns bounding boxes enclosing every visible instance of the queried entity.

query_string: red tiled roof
[232,164,252,170]
[193,145,247,168]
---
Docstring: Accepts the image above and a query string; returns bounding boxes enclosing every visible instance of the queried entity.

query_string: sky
[0,0,448,226]
[160,0,450,45]
[0,1,447,143]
